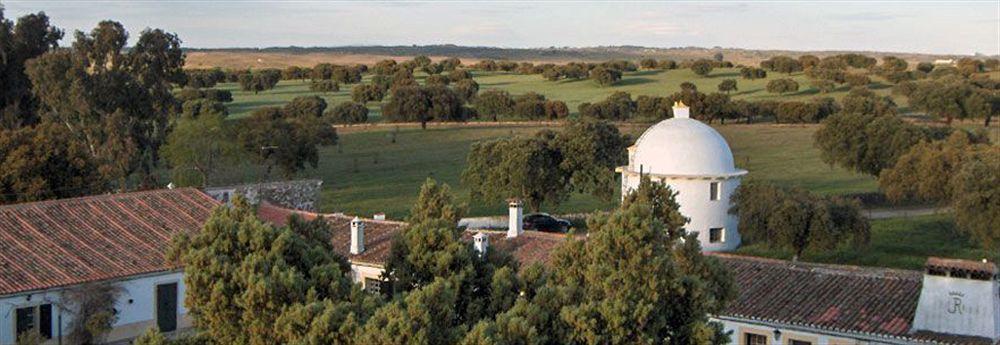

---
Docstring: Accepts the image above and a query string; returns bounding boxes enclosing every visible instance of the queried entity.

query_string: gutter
[711,314,945,345]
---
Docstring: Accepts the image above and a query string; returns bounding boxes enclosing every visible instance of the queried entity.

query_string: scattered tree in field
[326,101,369,124]
[309,79,339,93]
[717,79,738,94]
[237,106,337,177]
[657,59,678,69]
[766,78,799,94]
[836,53,877,69]
[640,58,658,69]
[691,59,715,76]
[168,198,376,344]
[543,100,569,119]
[351,83,385,103]
[810,79,836,93]
[161,105,240,187]
[283,96,327,118]
[806,57,847,83]
[373,59,398,75]
[740,67,767,79]
[905,76,998,125]
[281,66,306,81]
[590,66,622,86]
[798,55,820,69]
[814,89,936,177]
[844,73,871,87]
[916,62,935,73]
[239,70,281,93]
[731,183,870,260]
[448,69,473,82]
[579,91,636,121]
[878,131,990,204]
[761,56,803,74]
[951,148,1000,251]
[177,87,233,103]
[453,78,480,103]
[425,74,450,86]
[713,52,725,62]
[473,89,515,121]
[463,134,567,211]
[440,57,462,71]
[635,95,673,120]
[382,85,467,128]
[556,120,628,201]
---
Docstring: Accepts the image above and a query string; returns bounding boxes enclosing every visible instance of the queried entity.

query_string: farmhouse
[0,104,997,344]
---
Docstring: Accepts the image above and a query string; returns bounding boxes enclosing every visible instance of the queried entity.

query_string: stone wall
[203,179,323,211]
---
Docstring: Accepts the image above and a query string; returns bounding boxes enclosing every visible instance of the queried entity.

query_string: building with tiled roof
[0,188,220,345]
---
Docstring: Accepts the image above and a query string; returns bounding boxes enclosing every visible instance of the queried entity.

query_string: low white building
[617,101,746,251]
[0,189,218,344]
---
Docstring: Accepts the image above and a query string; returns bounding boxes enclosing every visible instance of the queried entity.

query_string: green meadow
[218,67,903,119]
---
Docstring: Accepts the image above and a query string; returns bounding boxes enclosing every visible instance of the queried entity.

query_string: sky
[3,1,999,55]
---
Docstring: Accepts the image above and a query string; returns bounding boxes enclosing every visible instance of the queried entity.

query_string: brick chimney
[911,257,999,341]
[508,199,523,238]
[350,217,365,255]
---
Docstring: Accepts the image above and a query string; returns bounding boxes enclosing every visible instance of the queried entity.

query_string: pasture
[218,67,903,119]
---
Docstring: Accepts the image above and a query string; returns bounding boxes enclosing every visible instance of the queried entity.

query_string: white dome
[631,118,743,176]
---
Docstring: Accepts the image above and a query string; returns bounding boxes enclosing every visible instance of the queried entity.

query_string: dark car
[523,213,571,233]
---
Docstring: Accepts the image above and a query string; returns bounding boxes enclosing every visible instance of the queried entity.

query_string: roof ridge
[0,188,211,211]
[709,253,923,280]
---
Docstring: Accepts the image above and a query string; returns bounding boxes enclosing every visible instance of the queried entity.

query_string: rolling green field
[735,213,995,270]
[216,123,877,219]
[218,67,903,119]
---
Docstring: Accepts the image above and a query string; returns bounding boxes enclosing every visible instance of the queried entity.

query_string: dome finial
[673,100,687,108]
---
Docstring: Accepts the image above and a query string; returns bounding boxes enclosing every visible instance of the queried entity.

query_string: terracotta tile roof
[710,253,924,341]
[256,203,406,267]
[911,331,999,345]
[926,257,998,277]
[461,230,572,267]
[0,188,220,296]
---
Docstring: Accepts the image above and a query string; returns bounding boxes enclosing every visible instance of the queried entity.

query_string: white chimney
[912,257,999,341]
[473,232,489,257]
[350,217,365,255]
[507,199,523,238]
[672,100,690,119]
[373,213,386,221]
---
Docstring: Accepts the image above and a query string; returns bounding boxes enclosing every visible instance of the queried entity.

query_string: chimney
[672,100,690,119]
[373,213,386,221]
[912,257,999,341]
[473,232,489,257]
[507,199,523,238]
[350,217,365,255]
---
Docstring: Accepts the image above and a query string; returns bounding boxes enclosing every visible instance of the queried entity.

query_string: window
[15,304,52,340]
[745,333,767,345]
[790,340,812,345]
[364,278,381,294]
[710,182,721,201]
[709,228,724,243]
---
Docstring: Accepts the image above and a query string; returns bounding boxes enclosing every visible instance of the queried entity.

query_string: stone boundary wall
[203,179,323,211]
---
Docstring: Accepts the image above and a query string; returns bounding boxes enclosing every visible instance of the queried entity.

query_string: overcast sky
[3,1,998,55]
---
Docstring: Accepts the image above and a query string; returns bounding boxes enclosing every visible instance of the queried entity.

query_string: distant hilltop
[183,44,992,70]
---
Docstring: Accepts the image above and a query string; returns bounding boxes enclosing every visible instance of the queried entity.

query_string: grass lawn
[734,213,995,270]
[219,67,904,119]
[212,123,876,219]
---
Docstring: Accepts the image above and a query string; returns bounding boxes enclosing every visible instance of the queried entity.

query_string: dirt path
[863,206,949,220]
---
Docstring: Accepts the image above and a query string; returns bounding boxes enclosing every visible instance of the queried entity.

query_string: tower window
[709,228,724,243]
[710,182,721,201]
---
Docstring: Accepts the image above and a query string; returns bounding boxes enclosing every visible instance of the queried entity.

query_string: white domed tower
[616,101,747,251]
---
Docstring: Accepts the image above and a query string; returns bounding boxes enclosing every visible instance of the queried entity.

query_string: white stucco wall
[912,274,1000,340]
[0,271,189,345]
[621,173,742,252]
[715,317,894,345]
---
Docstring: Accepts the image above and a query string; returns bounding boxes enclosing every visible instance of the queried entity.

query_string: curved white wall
[621,173,742,252]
